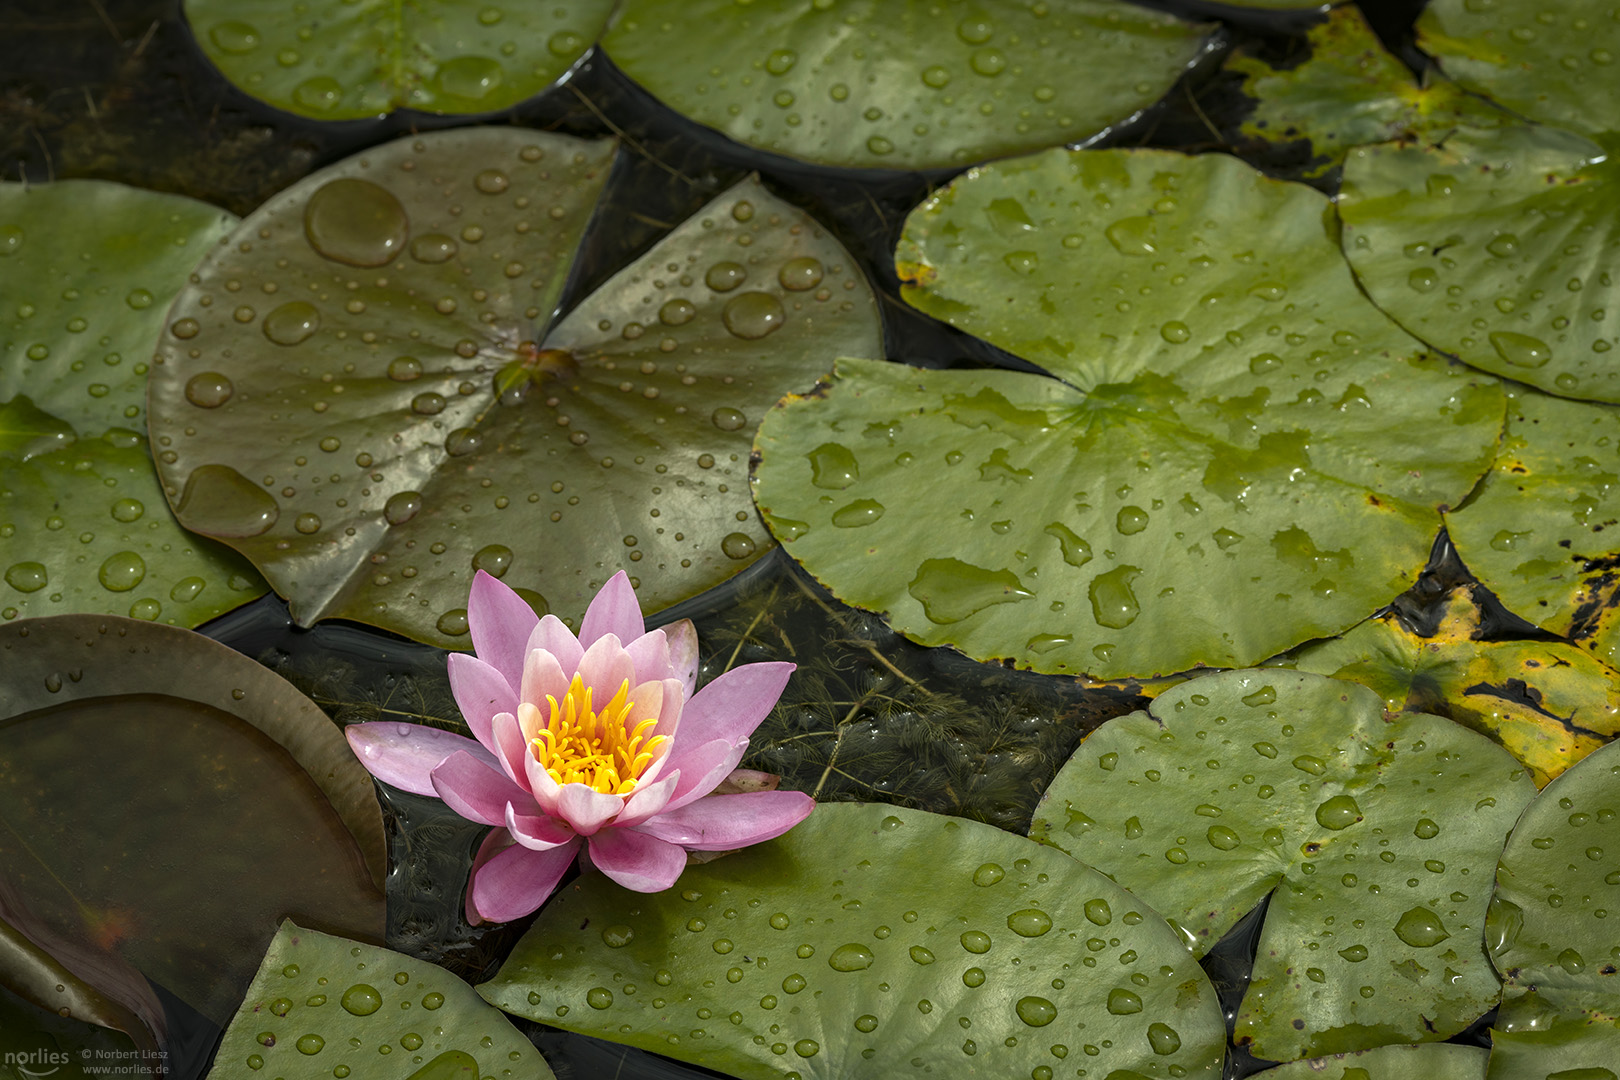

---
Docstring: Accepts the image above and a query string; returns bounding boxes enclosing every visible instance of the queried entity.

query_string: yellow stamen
[529,675,669,795]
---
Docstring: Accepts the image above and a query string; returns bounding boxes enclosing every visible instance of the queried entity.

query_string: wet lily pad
[185,0,615,119]
[1486,737,1620,1079]
[1254,1043,1488,1080]
[1227,6,1506,177]
[752,147,1504,679]
[601,0,1213,171]
[1417,0,1620,139]
[208,919,552,1080]
[0,180,266,627]
[1339,124,1620,404]
[479,802,1226,1080]
[1285,585,1620,786]
[0,614,386,1024]
[145,128,881,647]
[1028,669,1535,1060]
[1444,390,1620,669]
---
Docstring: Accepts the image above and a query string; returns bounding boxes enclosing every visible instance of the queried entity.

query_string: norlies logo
[3,1049,69,1077]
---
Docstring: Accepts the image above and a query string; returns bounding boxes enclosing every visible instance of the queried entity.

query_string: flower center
[529,675,668,795]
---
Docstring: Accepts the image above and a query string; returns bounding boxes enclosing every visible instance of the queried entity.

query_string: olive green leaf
[1445,389,1620,669]
[1416,0,1620,139]
[0,986,155,1080]
[752,147,1504,679]
[184,0,615,120]
[0,614,385,1025]
[601,0,1213,171]
[1338,124,1620,404]
[1227,6,1506,177]
[1028,669,1536,1061]
[0,180,267,627]
[1485,737,1620,1080]
[1284,585,1620,787]
[207,920,552,1080]
[479,802,1226,1080]
[146,128,880,647]
[1254,1043,1488,1080]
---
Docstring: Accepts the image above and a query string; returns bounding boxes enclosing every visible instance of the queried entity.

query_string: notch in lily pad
[146,127,881,647]
[1029,669,1535,1061]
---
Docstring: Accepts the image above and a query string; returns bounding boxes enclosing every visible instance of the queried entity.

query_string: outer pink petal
[519,649,570,722]
[587,828,687,893]
[345,722,496,797]
[667,662,793,759]
[490,711,532,789]
[579,570,644,648]
[630,677,686,789]
[524,614,583,675]
[555,783,624,836]
[624,628,672,688]
[504,802,577,850]
[465,828,515,925]
[635,791,814,850]
[467,570,540,688]
[430,751,538,827]
[575,635,636,703]
[662,738,749,813]
[446,653,515,755]
[614,770,680,829]
[663,619,699,696]
[470,836,579,923]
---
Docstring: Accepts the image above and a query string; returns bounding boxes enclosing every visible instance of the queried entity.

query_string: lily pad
[1416,0,1620,139]
[208,919,552,1080]
[1284,585,1620,786]
[1338,124,1620,404]
[479,802,1226,1080]
[145,128,881,647]
[752,147,1504,679]
[1028,669,1535,1060]
[0,614,386,1024]
[1227,6,1506,177]
[601,0,1213,171]
[1254,1043,1488,1080]
[185,0,615,119]
[1444,389,1620,669]
[0,180,266,627]
[1485,737,1620,1079]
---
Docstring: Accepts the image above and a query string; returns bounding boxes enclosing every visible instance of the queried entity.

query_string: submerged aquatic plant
[346,570,814,923]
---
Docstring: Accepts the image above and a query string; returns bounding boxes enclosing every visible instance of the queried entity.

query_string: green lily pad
[1444,389,1620,669]
[1284,585,1620,787]
[208,919,552,1080]
[601,0,1213,171]
[1338,124,1620,404]
[1485,737,1620,1079]
[1416,0,1620,139]
[145,128,880,647]
[752,147,1504,679]
[1028,669,1536,1060]
[185,0,615,119]
[0,614,386,1024]
[1254,1043,1489,1080]
[1227,6,1506,177]
[479,802,1226,1080]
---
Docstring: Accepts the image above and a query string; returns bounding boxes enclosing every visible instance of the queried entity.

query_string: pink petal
[524,614,583,677]
[467,570,540,688]
[624,628,672,688]
[555,783,624,836]
[627,679,665,733]
[670,661,793,751]
[465,828,515,925]
[629,677,686,789]
[504,802,577,850]
[446,653,515,754]
[430,751,538,827]
[636,791,814,850]
[576,634,635,703]
[490,710,532,787]
[579,570,644,648]
[587,828,687,893]
[663,619,699,696]
[470,836,579,923]
[615,770,680,828]
[662,737,749,813]
[519,649,570,723]
[713,768,781,794]
[345,722,496,797]
[523,749,562,816]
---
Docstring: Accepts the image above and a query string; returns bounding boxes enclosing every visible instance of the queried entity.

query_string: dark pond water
[0,1,1501,1076]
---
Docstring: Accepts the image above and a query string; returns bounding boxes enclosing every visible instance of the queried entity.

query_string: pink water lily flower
[345,570,813,923]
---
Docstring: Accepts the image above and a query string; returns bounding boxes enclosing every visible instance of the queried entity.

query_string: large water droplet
[721,532,757,559]
[4,562,47,593]
[827,944,875,971]
[959,930,991,954]
[295,1034,325,1055]
[340,983,382,1016]
[384,491,423,525]
[1015,996,1056,1027]
[436,55,504,100]
[1088,565,1141,629]
[304,178,409,267]
[807,443,859,489]
[722,292,785,339]
[779,257,823,291]
[1007,909,1052,937]
[706,261,747,292]
[1206,825,1241,850]
[586,986,614,1009]
[1146,1023,1181,1055]
[185,372,234,408]
[472,544,513,578]
[97,551,146,592]
[209,20,260,53]
[178,464,279,537]
[1105,216,1157,255]
[1393,907,1449,948]
[263,301,321,346]
[1315,794,1363,831]
[293,76,343,113]
[1106,988,1143,1014]
[909,558,1033,624]
[1489,331,1553,369]
[831,499,885,528]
